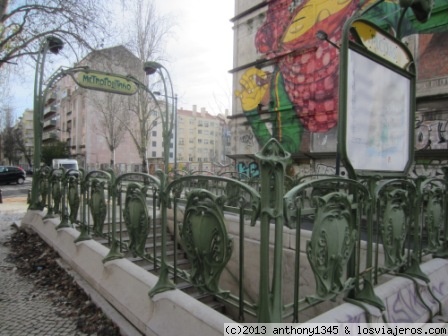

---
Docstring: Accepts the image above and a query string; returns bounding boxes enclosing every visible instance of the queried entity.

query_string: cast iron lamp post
[30,36,64,210]
[154,91,178,173]
[143,61,177,296]
[143,62,176,174]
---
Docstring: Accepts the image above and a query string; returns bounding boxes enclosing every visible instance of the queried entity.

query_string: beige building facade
[40,45,230,173]
[42,46,151,171]
[174,106,231,173]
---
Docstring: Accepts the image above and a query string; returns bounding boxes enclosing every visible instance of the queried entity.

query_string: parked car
[0,166,26,185]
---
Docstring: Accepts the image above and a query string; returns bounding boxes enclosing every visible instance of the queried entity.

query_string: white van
[52,159,79,171]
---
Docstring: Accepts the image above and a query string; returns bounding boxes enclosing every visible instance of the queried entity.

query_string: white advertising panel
[346,49,410,172]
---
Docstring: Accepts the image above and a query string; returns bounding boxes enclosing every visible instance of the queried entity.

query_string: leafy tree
[41,140,69,167]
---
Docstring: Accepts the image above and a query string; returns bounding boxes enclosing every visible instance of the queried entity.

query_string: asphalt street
[0,177,32,199]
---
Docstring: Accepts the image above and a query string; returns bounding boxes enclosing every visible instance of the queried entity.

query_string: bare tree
[124,0,172,63]
[122,0,173,173]
[0,0,113,68]
[91,92,130,166]
[13,121,32,167]
[124,88,160,173]
[1,105,19,164]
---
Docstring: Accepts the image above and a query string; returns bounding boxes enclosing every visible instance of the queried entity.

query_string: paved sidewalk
[0,197,89,336]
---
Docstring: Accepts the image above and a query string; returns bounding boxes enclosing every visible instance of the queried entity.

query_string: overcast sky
[9,0,235,117]
[155,0,235,115]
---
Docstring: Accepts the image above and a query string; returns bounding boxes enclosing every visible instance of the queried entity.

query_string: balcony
[42,131,58,141]
[43,119,57,130]
[43,104,57,118]
[45,92,57,104]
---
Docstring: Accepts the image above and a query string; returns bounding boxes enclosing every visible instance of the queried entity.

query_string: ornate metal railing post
[75,172,91,243]
[57,169,71,229]
[148,170,176,296]
[104,170,123,262]
[44,169,61,219]
[433,167,448,258]
[255,139,290,323]
[67,173,81,226]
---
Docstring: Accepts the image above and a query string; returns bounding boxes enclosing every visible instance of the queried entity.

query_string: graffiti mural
[236,161,260,178]
[235,0,448,155]
[410,159,448,178]
[415,119,447,150]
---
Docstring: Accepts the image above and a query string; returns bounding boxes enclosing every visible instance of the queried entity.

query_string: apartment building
[39,45,230,173]
[17,108,34,168]
[42,45,148,171]
[0,108,34,168]
[175,106,231,172]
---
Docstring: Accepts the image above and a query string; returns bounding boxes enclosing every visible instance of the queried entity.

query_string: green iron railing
[33,140,448,323]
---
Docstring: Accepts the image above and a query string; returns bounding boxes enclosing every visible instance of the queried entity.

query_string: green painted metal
[148,170,176,296]
[307,192,357,299]
[423,176,448,258]
[255,139,290,323]
[180,189,233,295]
[50,170,62,216]
[284,176,377,320]
[89,178,107,236]
[338,15,416,179]
[57,169,72,230]
[29,37,63,210]
[38,167,51,212]
[30,156,448,323]
[373,179,415,272]
[123,183,151,257]
[75,170,91,243]
[67,174,80,225]
[379,188,409,270]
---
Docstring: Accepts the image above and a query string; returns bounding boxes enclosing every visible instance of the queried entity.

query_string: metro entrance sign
[338,18,416,179]
[30,57,158,209]
[71,70,138,95]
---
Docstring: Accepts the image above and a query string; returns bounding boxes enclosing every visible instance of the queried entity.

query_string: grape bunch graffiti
[235,0,443,154]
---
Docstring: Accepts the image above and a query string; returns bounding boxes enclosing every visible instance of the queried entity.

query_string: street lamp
[316,30,340,49]
[30,36,64,210]
[143,61,177,296]
[154,91,178,173]
[143,62,176,175]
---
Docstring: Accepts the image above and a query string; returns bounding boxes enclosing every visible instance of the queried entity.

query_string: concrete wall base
[21,210,233,336]
[22,209,448,333]
[308,258,448,324]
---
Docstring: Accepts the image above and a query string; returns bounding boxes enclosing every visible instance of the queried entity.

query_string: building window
[152,141,157,147]
[152,131,157,136]
[152,151,156,157]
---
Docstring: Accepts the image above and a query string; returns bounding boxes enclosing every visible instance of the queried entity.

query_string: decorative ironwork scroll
[180,190,233,295]
[123,183,150,257]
